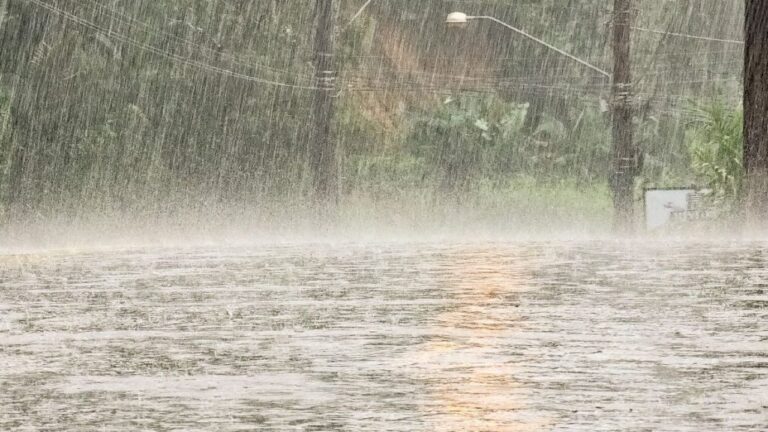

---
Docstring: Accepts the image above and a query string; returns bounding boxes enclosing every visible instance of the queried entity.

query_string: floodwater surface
[1,241,767,431]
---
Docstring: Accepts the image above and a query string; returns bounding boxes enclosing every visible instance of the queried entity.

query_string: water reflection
[420,247,548,430]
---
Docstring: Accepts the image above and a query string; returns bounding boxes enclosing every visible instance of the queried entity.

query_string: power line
[82,0,307,78]
[29,0,320,90]
[345,58,742,83]
[631,26,744,45]
[26,0,743,104]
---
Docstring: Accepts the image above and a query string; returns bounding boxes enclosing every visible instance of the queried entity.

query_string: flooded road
[1,241,767,431]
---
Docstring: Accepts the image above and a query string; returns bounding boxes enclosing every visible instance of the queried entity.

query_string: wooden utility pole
[0,0,7,29]
[311,0,338,204]
[744,0,768,230]
[611,0,636,233]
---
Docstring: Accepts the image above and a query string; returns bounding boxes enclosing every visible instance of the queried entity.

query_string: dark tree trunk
[611,0,636,233]
[310,0,338,204]
[744,0,768,229]
[0,0,6,28]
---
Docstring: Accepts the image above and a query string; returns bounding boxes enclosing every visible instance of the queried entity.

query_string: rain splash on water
[2,242,767,430]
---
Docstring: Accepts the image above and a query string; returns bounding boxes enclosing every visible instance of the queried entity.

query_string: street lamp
[445,12,611,78]
[446,11,637,233]
[446,12,470,28]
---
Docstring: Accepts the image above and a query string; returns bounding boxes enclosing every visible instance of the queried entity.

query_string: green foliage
[533,106,611,181]
[686,102,743,210]
[0,0,317,215]
[404,94,612,191]
[406,95,526,191]
[638,114,693,186]
[337,175,613,235]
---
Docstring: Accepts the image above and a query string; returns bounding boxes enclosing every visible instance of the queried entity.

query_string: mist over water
[0,206,758,254]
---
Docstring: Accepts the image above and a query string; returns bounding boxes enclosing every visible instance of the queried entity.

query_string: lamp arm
[469,15,612,79]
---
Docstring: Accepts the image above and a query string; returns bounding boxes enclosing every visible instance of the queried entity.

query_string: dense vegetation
[0,0,745,227]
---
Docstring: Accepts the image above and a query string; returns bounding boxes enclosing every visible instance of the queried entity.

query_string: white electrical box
[644,188,699,231]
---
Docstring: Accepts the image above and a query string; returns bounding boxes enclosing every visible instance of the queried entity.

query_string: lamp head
[446,12,469,28]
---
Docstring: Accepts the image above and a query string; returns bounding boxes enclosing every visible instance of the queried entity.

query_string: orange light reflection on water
[418,247,552,431]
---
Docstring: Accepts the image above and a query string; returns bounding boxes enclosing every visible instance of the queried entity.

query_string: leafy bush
[405,95,527,192]
[404,93,614,191]
[686,102,743,212]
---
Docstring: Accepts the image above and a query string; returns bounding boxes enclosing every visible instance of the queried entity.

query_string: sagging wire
[28,0,321,90]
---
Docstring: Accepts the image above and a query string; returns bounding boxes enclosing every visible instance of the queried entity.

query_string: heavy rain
[1,0,767,430]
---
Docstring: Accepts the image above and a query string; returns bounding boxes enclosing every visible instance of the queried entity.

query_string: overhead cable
[631,26,744,45]
[29,0,320,90]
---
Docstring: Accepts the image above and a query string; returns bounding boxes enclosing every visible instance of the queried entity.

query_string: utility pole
[0,0,7,29]
[310,0,338,204]
[611,0,636,234]
[744,0,768,231]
